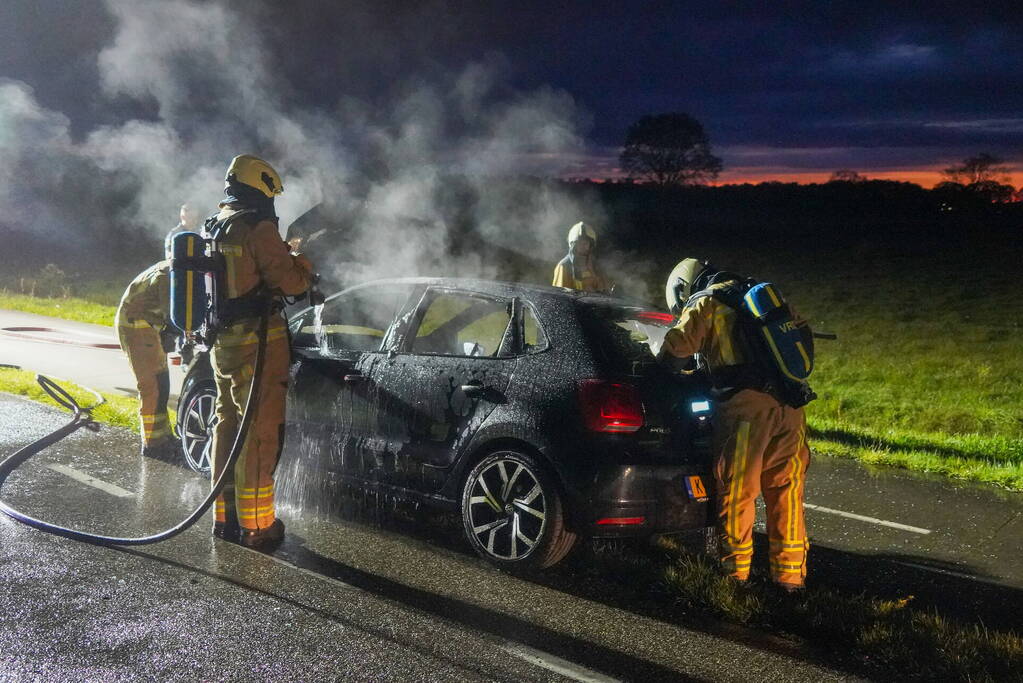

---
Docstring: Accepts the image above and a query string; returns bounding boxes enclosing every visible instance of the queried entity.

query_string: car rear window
[576,302,676,371]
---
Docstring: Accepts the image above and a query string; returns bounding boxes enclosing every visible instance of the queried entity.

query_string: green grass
[653,537,1023,681]
[0,264,123,325]
[789,251,1023,491]
[0,290,117,326]
[0,367,140,433]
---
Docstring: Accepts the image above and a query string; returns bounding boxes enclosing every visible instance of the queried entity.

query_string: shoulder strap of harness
[205,208,259,240]
[684,276,755,312]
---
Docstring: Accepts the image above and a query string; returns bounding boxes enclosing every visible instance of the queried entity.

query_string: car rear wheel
[461,450,577,569]
[178,380,217,475]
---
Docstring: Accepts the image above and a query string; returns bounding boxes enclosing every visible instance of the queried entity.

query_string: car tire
[177,378,217,476]
[461,449,577,570]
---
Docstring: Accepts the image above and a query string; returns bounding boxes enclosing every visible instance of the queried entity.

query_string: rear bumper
[582,464,715,537]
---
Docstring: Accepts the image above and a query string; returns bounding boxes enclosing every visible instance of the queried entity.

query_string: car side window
[292,285,411,355]
[409,291,512,357]
[523,303,549,354]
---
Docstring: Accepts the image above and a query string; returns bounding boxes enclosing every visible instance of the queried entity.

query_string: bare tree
[619,113,723,186]
[941,153,1011,185]
[829,169,867,183]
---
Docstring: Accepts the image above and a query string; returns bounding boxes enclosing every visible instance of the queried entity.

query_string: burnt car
[176,278,715,569]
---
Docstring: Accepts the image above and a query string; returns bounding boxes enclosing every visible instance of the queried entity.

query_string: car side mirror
[463,341,484,357]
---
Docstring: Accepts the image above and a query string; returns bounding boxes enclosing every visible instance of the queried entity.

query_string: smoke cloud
[1,0,614,289]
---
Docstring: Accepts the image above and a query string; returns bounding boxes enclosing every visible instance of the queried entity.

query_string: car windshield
[577,301,676,371]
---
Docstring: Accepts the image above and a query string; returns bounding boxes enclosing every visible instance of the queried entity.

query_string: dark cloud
[1,0,1021,179]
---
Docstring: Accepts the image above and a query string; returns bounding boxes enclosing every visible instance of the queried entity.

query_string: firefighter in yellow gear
[552,221,611,292]
[208,154,314,548]
[658,258,811,590]
[115,261,173,457]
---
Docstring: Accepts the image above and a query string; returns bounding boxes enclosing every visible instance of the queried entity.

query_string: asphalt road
[0,309,185,399]
[0,393,864,682]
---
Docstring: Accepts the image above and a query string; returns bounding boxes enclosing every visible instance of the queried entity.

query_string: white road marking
[259,552,354,590]
[45,463,134,498]
[893,560,1002,585]
[804,503,931,535]
[500,642,620,683]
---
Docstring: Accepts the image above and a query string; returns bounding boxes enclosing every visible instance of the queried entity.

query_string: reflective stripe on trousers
[713,390,811,587]
[210,332,290,531]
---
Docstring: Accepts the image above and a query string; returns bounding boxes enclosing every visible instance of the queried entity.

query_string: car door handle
[461,382,485,397]
[344,373,368,383]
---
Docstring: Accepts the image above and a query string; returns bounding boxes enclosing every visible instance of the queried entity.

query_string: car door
[285,282,415,482]
[368,287,521,493]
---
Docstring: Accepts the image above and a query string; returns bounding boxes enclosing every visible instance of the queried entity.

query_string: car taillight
[596,516,646,526]
[635,311,676,324]
[577,380,644,433]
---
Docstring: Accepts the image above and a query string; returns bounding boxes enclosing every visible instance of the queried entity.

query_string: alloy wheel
[466,457,547,560]
[181,388,216,475]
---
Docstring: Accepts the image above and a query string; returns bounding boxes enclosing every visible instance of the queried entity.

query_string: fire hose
[0,311,268,546]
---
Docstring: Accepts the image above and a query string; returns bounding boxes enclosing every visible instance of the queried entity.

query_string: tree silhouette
[939,154,1015,202]
[829,169,867,183]
[619,113,723,186]
[941,153,1011,185]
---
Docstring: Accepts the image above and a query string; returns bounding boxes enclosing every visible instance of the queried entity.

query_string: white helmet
[567,221,597,246]
[665,258,714,315]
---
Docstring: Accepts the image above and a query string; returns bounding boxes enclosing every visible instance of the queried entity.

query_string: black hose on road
[0,313,269,546]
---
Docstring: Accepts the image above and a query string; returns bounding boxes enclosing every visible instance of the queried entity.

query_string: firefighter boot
[141,435,177,462]
[240,518,285,550]
[213,517,241,542]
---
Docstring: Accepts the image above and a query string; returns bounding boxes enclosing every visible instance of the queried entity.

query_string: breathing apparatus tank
[169,230,224,344]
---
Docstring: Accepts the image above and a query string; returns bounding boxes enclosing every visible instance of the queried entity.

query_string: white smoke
[1,0,608,288]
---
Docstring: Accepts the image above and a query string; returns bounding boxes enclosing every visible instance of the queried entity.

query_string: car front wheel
[178,380,217,475]
[461,450,577,570]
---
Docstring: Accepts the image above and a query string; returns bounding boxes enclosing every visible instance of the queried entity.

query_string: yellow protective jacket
[115,261,170,331]
[661,280,808,382]
[212,207,313,347]
[551,255,610,292]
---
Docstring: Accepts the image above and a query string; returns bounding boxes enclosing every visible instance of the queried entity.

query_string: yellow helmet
[225,154,283,198]
[567,221,597,246]
[665,258,714,315]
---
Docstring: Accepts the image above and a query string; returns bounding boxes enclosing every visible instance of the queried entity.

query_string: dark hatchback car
[176,278,716,569]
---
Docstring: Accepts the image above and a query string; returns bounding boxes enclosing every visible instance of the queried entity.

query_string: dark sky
[2,0,1021,185]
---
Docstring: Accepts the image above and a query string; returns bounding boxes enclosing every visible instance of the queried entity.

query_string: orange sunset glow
[715,167,1023,188]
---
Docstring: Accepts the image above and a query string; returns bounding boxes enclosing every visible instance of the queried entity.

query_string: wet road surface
[0,392,866,681]
[803,456,1023,591]
[0,309,184,399]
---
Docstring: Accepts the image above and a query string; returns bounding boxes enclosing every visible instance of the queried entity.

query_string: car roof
[345,276,593,300]
[325,277,662,314]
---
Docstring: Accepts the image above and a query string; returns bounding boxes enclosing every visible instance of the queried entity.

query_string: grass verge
[0,367,140,432]
[0,290,117,326]
[652,537,1023,681]
[808,417,1023,490]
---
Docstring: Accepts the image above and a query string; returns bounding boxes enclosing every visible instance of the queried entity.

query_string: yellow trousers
[117,325,170,445]
[713,389,810,587]
[210,326,290,531]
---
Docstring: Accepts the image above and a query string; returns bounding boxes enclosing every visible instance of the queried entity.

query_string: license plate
[685,475,709,502]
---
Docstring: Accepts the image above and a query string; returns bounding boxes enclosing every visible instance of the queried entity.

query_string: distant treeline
[3,177,1019,281]
[569,179,1021,253]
